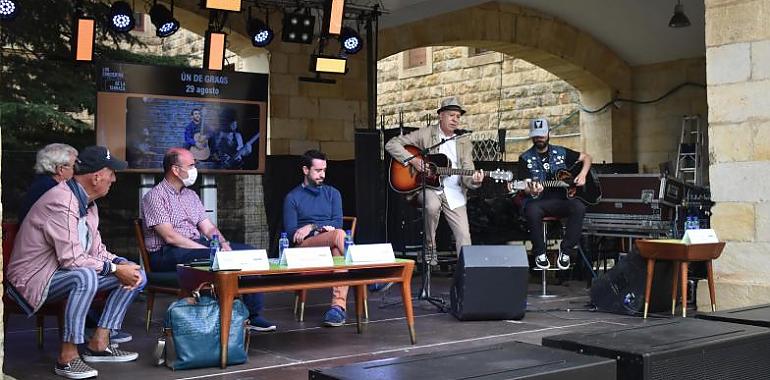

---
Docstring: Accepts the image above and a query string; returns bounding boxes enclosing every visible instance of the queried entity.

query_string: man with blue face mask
[140,147,276,332]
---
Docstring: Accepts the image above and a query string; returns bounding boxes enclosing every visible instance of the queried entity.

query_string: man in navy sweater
[283,150,349,327]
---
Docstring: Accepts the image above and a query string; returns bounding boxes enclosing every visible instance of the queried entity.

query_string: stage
[2,275,660,380]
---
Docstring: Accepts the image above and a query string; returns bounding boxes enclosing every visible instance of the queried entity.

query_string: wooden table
[176,258,415,368]
[635,240,725,318]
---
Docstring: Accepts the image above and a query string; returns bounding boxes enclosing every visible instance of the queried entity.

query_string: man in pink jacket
[6,145,146,379]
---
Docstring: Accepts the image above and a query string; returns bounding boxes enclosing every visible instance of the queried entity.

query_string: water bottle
[691,215,700,230]
[278,232,289,258]
[209,234,220,262]
[685,216,693,230]
[344,230,354,261]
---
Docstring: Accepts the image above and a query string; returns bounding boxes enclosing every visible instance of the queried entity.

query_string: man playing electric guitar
[385,97,483,263]
[510,118,593,270]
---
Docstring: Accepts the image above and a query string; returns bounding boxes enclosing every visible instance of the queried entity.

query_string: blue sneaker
[322,306,346,327]
[248,316,277,332]
[368,282,394,293]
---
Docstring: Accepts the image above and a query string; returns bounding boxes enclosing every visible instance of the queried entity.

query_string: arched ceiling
[378,0,705,65]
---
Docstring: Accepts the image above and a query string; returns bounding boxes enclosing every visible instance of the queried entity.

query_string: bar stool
[532,216,566,298]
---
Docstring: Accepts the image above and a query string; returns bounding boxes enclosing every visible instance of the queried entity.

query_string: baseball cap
[529,118,549,137]
[75,146,128,174]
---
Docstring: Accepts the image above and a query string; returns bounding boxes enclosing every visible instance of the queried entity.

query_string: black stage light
[109,1,135,32]
[339,26,362,54]
[0,0,19,21]
[150,3,179,38]
[282,10,315,44]
[248,18,273,47]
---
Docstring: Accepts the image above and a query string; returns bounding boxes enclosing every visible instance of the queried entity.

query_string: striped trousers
[46,267,147,344]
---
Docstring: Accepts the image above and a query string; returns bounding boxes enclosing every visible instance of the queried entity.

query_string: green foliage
[0,0,191,150]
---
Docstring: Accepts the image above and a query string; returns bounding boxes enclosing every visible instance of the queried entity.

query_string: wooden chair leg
[671,261,680,316]
[146,291,156,332]
[364,292,369,321]
[36,314,45,349]
[294,290,307,322]
[706,260,717,312]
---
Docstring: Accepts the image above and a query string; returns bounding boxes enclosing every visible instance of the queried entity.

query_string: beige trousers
[418,190,472,255]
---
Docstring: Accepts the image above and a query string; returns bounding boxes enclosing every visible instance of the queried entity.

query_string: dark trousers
[524,198,586,256]
[149,239,264,318]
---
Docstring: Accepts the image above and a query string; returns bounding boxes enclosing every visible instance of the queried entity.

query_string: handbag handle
[191,282,216,301]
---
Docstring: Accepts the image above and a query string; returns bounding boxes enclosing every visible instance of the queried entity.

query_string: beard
[533,137,549,150]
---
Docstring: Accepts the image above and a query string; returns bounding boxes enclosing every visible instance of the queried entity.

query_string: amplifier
[583,213,674,238]
[310,341,616,380]
[589,174,683,219]
[542,318,770,380]
[697,303,770,328]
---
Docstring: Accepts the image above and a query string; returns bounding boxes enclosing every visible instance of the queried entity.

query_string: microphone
[454,129,474,136]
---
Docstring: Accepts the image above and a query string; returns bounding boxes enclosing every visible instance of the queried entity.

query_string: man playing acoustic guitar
[385,97,484,264]
[511,118,593,270]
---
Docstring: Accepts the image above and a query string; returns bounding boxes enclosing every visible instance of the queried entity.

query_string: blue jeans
[149,239,264,318]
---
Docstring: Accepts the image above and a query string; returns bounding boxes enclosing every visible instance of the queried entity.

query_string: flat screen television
[96,62,268,173]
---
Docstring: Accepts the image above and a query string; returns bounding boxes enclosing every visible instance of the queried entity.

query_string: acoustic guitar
[389,145,513,193]
[509,161,602,205]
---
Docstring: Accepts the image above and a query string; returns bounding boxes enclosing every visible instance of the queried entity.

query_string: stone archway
[378,2,633,162]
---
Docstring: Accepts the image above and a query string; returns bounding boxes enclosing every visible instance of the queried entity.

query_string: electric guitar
[389,145,513,193]
[190,110,210,161]
[221,132,260,168]
[509,162,602,205]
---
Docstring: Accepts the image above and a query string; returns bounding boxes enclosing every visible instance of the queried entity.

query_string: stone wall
[697,0,770,309]
[632,58,708,172]
[377,47,582,158]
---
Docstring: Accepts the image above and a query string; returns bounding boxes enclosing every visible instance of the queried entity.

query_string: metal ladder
[675,115,705,186]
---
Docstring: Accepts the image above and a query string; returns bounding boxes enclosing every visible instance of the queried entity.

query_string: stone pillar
[698,0,770,309]
[580,88,615,162]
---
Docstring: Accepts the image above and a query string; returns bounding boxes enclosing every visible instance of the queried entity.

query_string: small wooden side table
[635,240,725,318]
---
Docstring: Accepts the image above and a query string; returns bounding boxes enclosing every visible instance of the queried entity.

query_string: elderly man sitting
[6,146,146,379]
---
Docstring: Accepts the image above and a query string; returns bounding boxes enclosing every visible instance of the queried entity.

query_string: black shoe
[556,251,571,270]
[54,358,97,379]
[535,253,550,269]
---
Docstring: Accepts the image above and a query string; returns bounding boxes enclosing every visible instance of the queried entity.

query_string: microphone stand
[401,132,471,312]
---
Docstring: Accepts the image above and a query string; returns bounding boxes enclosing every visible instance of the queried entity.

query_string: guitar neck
[435,168,478,177]
[541,180,570,188]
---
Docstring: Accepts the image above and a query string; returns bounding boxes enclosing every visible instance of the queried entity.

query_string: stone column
[698,0,770,308]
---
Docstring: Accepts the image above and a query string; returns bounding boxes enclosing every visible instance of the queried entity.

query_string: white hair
[33,143,78,174]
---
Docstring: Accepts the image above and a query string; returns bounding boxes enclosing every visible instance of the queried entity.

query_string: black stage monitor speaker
[697,303,770,328]
[310,341,616,380]
[590,251,672,315]
[450,245,528,321]
[543,318,770,380]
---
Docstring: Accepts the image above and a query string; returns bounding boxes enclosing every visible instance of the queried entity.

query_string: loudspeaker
[590,251,673,315]
[450,245,528,321]
[543,318,770,380]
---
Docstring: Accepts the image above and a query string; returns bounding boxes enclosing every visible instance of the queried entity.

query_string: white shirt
[436,126,466,210]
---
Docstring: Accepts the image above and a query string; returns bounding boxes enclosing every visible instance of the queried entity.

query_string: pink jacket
[6,181,117,313]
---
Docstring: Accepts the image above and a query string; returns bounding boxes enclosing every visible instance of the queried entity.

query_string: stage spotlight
[73,18,95,62]
[248,18,273,47]
[339,26,362,54]
[311,54,347,74]
[322,0,344,36]
[282,10,315,44]
[202,0,241,12]
[109,1,135,33]
[203,31,226,71]
[150,3,179,38]
[0,0,19,21]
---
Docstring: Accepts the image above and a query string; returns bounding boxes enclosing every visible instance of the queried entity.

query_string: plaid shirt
[140,179,207,252]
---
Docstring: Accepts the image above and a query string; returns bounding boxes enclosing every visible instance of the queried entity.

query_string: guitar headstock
[488,169,513,182]
[507,180,529,191]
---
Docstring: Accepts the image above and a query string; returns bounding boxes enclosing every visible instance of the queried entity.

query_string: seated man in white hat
[512,118,593,270]
[385,97,484,263]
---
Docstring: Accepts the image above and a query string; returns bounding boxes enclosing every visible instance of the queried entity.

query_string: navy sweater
[283,184,343,239]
